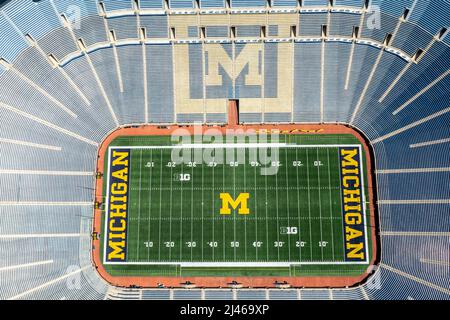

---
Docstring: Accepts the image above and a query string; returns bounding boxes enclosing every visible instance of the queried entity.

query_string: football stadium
[0,0,448,301]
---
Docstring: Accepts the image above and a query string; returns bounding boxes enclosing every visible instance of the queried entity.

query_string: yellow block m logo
[220,193,250,215]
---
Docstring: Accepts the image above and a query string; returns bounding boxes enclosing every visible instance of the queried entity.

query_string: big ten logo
[170,125,281,176]
[220,193,250,215]
[366,5,381,30]
[65,265,82,290]
[65,5,81,30]
[365,265,382,290]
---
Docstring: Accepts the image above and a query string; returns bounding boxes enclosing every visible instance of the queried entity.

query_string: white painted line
[0,101,98,146]
[104,260,369,266]
[410,138,450,149]
[381,263,450,296]
[377,167,450,174]
[0,233,81,239]
[378,199,450,204]
[8,265,90,300]
[0,170,93,176]
[372,107,450,143]
[393,69,450,115]
[0,138,61,151]
[110,144,362,150]
[0,260,53,272]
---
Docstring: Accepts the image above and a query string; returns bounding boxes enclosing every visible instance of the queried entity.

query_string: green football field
[101,134,372,277]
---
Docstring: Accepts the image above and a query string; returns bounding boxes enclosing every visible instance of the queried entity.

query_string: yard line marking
[327,149,335,261]
[377,167,450,174]
[158,150,163,260]
[378,199,450,204]
[410,138,450,149]
[295,148,302,261]
[284,148,291,262]
[243,152,247,261]
[132,186,340,191]
[306,149,313,260]
[233,150,237,262]
[275,157,280,261]
[381,263,450,296]
[317,148,324,260]
[201,159,204,261]
[147,149,153,262]
[372,107,450,143]
[8,265,90,300]
[119,144,362,149]
[0,138,61,151]
[180,161,184,261]
[222,158,226,260]
[0,260,53,272]
[136,150,143,260]
[168,154,173,260]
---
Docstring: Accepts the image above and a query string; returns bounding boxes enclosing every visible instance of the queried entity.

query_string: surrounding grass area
[100,134,372,277]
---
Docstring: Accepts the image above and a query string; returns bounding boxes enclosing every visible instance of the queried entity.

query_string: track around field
[92,123,378,288]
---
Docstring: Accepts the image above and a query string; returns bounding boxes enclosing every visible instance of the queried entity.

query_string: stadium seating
[0,0,448,300]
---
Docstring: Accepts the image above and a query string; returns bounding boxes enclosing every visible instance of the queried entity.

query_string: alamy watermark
[170,125,281,176]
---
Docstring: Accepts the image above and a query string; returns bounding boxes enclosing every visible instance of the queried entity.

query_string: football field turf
[101,134,372,277]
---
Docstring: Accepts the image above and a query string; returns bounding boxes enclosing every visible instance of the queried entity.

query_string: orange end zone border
[92,124,380,289]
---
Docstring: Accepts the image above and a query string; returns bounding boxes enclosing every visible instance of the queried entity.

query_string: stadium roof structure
[0,0,448,301]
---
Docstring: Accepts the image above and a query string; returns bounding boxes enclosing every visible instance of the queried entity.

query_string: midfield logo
[220,193,250,215]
